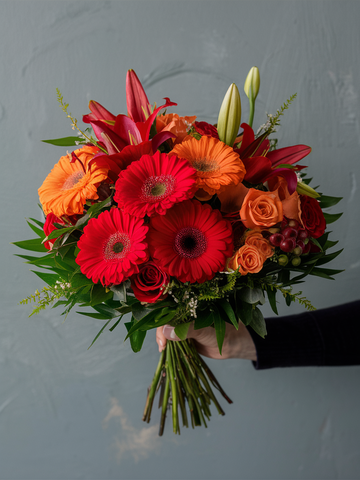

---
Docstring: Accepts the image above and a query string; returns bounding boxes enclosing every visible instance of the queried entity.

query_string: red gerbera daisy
[147,200,234,284]
[76,208,149,286]
[114,151,197,217]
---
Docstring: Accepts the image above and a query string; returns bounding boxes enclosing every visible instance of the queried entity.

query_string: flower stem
[143,339,233,436]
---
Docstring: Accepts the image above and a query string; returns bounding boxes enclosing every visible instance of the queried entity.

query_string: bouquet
[14,67,343,435]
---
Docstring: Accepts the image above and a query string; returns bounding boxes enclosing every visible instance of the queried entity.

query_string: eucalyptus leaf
[238,287,265,305]
[248,307,267,338]
[237,300,253,326]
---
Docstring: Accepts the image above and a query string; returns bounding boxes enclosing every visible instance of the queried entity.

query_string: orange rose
[228,244,264,275]
[156,113,196,145]
[240,188,283,229]
[267,176,303,226]
[244,230,275,260]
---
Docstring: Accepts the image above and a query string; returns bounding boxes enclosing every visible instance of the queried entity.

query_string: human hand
[156,321,257,361]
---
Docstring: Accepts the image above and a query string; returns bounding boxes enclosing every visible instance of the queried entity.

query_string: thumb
[162,325,181,341]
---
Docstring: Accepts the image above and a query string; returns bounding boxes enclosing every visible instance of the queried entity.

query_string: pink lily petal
[83,100,116,125]
[136,97,177,141]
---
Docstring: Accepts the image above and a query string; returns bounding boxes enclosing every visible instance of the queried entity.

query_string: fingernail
[163,325,180,341]
[158,339,164,351]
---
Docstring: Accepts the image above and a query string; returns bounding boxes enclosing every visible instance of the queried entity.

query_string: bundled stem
[143,339,232,436]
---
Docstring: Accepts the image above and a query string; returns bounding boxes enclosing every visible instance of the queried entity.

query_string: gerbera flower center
[103,232,131,261]
[62,171,85,190]
[141,175,176,203]
[192,158,219,173]
[174,227,207,259]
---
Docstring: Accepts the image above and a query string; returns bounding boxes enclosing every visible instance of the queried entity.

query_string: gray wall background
[1,1,360,479]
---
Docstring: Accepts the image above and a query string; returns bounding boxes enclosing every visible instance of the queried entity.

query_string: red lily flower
[126,69,153,123]
[83,97,177,154]
[235,123,311,194]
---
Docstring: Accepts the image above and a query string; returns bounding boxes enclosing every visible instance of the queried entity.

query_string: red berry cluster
[269,219,311,260]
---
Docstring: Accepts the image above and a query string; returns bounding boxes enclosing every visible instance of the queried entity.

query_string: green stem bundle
[143,339,233,436]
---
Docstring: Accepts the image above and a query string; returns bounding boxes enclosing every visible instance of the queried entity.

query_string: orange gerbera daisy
[171,136,246,196]
[38,146,110,217]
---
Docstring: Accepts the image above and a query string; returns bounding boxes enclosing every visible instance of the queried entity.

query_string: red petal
[267,144,311,167]
[126,70,152,123]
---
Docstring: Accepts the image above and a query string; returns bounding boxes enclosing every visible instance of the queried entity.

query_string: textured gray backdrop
[1,1,359,479]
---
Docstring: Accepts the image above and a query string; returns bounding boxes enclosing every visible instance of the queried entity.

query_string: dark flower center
[174,227,207,259]
[141,175,176,203]
[112,242,124,253]
[192,158,218,173]
[103,232,131,261]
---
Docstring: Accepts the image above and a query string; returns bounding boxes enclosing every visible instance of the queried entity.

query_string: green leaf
[44,226,76,241]
[266,287,278,315]
[131,302,154,321]
[26,220,45,239]
[12,238,48,253]
[194,309,215,329]
[28,217,45,229]
[77,311,113,320]
[238,287,265,305]
[125,318,147,352]
[31,270,59,286]
[315,249,343,266]
[213,306,226,355]
[70,273,94,289]
[110,283,128,302]
[237,301,253,326]
[87,318,113,349]
[90,284,113,306]
[310,237,324,251]
[92,304,119,319]
[126,307,177,339]
[218,299,239,329]
[323,212,343,224]
[174,323,190,340]
[54,255,76,272]
[248,307,267,338]
[323,239,339,250]
[42,136,82,146]
[319,195,342,208]
[86,196,112,218]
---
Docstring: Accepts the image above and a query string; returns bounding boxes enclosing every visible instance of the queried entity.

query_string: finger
[162,325,180,341]
[156,326,167,352]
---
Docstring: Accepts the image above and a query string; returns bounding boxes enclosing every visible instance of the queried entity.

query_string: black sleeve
[248,300,360,369]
